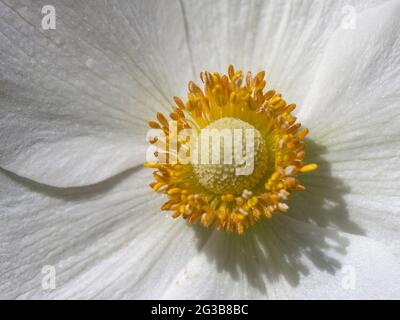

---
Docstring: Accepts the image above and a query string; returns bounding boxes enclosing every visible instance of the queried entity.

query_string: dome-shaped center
[192,117,269,194]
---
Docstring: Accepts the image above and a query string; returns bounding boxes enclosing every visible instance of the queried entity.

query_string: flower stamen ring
[145,65,317,234]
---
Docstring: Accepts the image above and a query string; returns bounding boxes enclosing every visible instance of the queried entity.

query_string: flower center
[192,117,270,194]
[145,65,318,234]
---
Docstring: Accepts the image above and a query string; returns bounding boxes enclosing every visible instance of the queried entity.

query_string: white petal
[0,0,193,187]
[179,0,386,104]
[294,1,400,256]
[163,216,400,299]
[0,167,205,299]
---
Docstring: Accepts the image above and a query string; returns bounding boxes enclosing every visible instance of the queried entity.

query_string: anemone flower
[1,0,400,300]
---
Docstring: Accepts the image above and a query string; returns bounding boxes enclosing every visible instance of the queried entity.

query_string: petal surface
[163,216,400,299]
[0,167,209,299]
[0,0,193,187]
[1,0,389,187]
[2,165,399,299]
[294,1,400,256]
[179,0,387,104]
[2,0,400,300]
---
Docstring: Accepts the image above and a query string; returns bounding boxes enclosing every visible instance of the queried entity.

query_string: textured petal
[0,167,208,299]
[293,1,400,256]
[0,0,193,187]
[179,0,387,104]
[3,162,398,299]
[1,0,389,187]
[2,0,400,301]
[163,216,400,299]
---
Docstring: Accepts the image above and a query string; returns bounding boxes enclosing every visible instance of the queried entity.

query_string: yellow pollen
[146,65,317,235]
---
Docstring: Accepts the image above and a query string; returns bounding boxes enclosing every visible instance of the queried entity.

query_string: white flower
[1,0,400,299]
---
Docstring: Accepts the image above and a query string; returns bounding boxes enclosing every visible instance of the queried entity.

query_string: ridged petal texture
[1,0,399,299]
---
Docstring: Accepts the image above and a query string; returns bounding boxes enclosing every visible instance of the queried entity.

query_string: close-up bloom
[1,0,400,300]
[146,65,318,235]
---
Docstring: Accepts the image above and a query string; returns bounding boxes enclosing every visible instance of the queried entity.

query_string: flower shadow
[191,139,365,294]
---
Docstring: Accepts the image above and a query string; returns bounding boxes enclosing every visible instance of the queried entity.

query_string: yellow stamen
[145,65,317,234]
[299,163,318,173]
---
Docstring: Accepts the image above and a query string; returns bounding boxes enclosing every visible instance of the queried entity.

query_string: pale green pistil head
[192,117,270,194]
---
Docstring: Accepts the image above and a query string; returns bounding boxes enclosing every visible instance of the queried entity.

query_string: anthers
[145,65,317,234]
